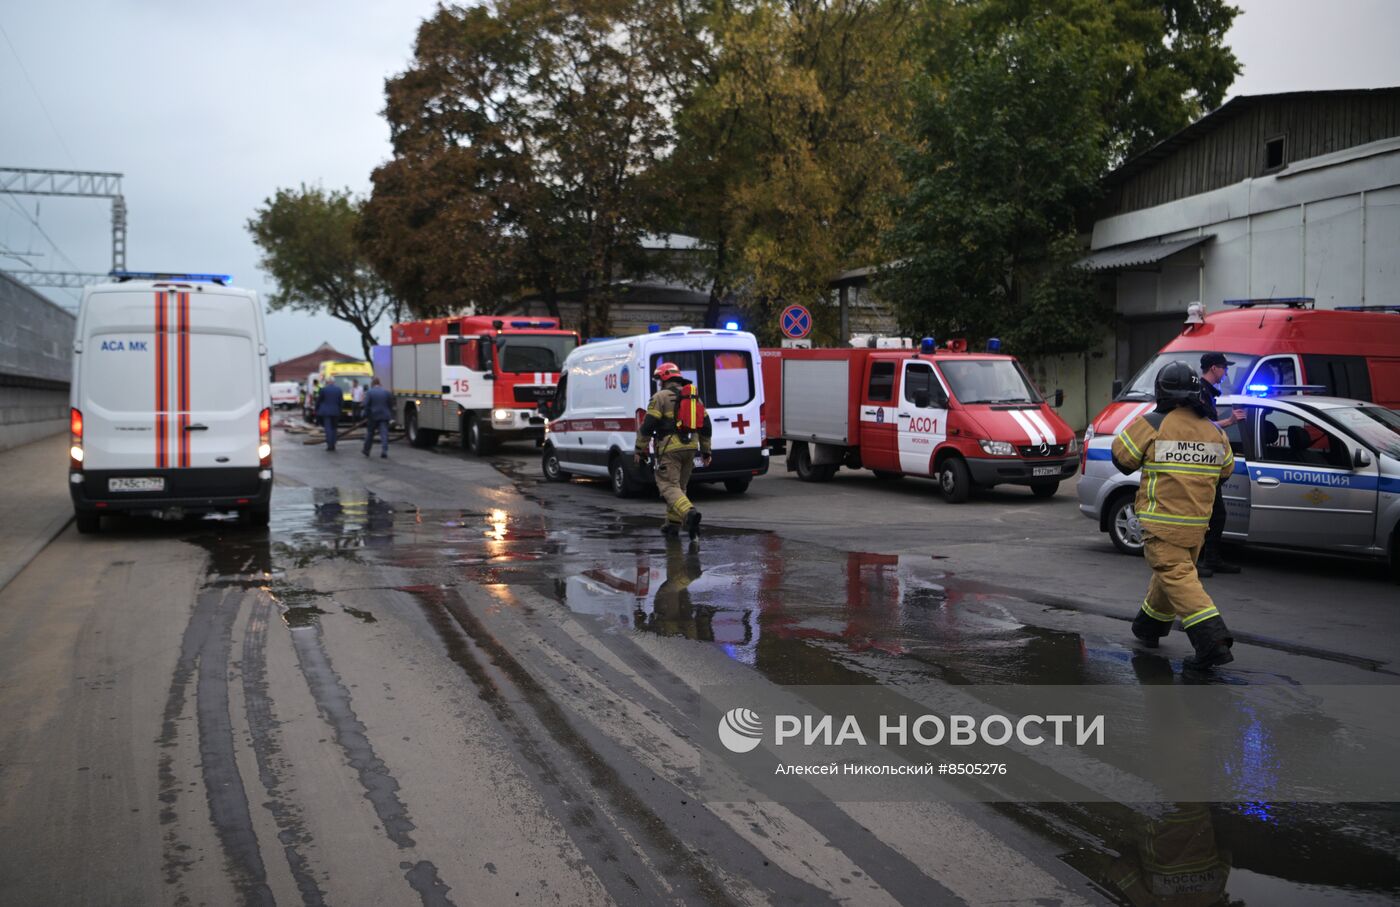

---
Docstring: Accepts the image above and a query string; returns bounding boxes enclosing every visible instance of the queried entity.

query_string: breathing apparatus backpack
[673,383,706,443]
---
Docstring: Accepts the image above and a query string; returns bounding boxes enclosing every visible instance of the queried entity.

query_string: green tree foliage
[658,0,917,343]
[362,0,674,337]
[882,0,1238,354]
[246,186,400,360]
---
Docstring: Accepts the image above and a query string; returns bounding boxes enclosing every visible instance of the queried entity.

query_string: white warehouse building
[1078,88,1400,383]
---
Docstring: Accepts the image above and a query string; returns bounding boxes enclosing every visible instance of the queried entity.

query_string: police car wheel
[1107,491,1145,556]
[542,445,569,482]
[938,457,972,503]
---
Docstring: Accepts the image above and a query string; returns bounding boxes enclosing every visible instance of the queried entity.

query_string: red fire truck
[386,315,579,453]
[762,339,1080,501]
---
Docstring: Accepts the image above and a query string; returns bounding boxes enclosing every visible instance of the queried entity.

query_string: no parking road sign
[780,304,812,339]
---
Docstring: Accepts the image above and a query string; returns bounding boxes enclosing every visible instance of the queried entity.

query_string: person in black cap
[1197,353,1246,576]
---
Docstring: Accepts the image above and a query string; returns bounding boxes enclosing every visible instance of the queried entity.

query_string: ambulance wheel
[75,512,100,534]
[465,414,496,455]
[937,457,972,503]
[1106,490,1145,556]
[542,444,569,482]
[792,444,836,482]
[609,454,639,498]
[723,478,751,494]
[405,409,438,449]
[1030,481,1059,499]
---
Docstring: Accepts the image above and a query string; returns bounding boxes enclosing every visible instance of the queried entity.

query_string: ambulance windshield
[939,360,1041,405]
[494,335,578,373]
[1119,352,1258,400]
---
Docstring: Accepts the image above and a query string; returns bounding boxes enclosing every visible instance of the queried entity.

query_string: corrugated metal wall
[0,272,75,449]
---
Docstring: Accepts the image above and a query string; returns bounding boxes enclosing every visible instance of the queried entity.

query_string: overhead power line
[0,21,78,168]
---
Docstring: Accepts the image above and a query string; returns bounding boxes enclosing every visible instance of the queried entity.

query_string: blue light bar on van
[1246,384,1270,396]
[509,320,557,328]
[1246,383,1327,397]
[724,321,740,330]
[1221,297,1313,309]
[919,336,936,353]
[109,270,231,285]
[987,337,1002,352]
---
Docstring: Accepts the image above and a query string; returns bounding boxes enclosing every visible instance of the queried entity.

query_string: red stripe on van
[178,291,190,467]
[155,290,167,467]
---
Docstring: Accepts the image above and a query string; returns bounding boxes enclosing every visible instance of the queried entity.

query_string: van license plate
[1032,466,1060,477]
[109,477,165,492]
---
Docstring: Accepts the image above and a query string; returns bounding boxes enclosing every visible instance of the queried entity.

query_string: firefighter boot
[683,509,703,539]
[660,521,680,537]
[1131,608,1173,649]
[1183,616,1234,671]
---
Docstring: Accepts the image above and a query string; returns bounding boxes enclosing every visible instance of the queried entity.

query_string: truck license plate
[109,477,165,492]
[1032,466,1059,477]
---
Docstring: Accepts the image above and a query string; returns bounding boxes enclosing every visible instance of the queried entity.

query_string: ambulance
[762,338,1080,501]
[68,272,273,532]
[1079,300,1400,551]
[385,315,579,454]
[539,326,769,495]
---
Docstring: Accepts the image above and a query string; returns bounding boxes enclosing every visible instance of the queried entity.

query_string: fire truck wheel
[1106,489,1145,556]
[792,443,836,482]
[609,454,639,498]
[465,414,496,455]
[937,457,972,503]
[405,408,439,449]
[1030,480,1059,499]
[723,478,751,494]
[542,444,569,482]
[75,512,100,534]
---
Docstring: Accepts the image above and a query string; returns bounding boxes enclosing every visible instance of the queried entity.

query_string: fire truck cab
[763,339,1080,501]
[386,315,578,454]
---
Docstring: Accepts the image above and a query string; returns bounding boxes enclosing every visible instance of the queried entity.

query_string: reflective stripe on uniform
[1182,606,1220,628]
[1141,600,1175,622]
[1117,430,1143,459]
[1137,511,1210,526]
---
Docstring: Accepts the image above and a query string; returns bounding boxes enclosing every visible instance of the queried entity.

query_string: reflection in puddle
[196,484,1400,905]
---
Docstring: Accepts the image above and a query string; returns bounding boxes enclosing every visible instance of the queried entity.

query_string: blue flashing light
[1247,384,1270,396]
[647,323,661,333]
[109,270,231,285]
[987,337,1002,352]
[724,321,740,331]
[919,336,936,354]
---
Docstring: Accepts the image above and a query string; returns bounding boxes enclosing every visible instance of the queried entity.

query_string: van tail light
[760,402,767,442]
[258,407,272,466]
[70,408,84,470]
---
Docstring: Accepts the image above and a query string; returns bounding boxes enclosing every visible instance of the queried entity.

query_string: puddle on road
[178,481,1400,905]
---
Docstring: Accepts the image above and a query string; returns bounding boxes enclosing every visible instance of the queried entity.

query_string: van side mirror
[913,391,931,409]
[1353,448,1373,469]
[1053,389,1065,408]
[1112,379,1124,398]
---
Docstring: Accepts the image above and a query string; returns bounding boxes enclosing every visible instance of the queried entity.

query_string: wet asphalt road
[0,425,1397,906]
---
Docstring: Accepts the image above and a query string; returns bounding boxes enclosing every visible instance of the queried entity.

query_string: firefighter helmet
[653,361,682,382]
[1154,360,1201,408]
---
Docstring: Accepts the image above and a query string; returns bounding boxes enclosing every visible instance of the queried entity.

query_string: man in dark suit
[316,381,345,451]
[362,378,394,458]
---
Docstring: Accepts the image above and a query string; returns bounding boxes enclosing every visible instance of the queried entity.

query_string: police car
[1078,389,1400,576]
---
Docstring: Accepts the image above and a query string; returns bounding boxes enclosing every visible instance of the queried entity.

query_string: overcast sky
[3,0,1399,363]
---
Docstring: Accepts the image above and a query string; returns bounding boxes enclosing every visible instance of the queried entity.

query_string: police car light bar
[1246,383,1328,397]
[110,271,231,285]
[1221,297,1313,309]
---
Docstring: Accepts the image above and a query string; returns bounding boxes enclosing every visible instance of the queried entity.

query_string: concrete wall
[0,272,75,451]
[1022,331,1116,434]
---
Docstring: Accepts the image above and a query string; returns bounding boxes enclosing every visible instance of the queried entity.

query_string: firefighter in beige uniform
[635,362,713,537]
[1112,361,1236,670]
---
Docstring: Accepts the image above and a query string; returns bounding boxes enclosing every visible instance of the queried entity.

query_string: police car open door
[1247,407,1379,550]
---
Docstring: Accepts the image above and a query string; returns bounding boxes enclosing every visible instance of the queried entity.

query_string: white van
[68,272,273,531]
[270,380,300,408]
[540,327,769,495]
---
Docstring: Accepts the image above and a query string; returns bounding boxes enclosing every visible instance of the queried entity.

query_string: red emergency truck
[387,315,579,454]
[762,341,1080,501]
[1083,301,1400,459]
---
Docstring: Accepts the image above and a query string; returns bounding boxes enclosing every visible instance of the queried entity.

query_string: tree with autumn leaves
[256,0,1240,351]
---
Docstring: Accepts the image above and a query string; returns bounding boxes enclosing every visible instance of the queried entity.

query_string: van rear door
[79,287,263,470]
